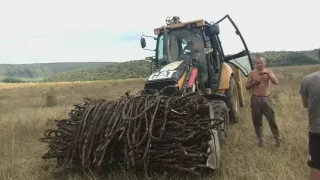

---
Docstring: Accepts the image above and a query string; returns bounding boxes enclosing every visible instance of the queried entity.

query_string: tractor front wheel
[225,77,240,124]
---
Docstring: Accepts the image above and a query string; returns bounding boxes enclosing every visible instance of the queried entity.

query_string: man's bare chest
[259,74,270,82]
[252,73,270,87]
[253,73,268,81]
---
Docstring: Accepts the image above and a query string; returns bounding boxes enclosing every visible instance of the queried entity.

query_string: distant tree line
[0,49,319,83]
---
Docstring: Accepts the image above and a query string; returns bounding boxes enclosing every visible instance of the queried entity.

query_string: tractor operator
[183,40,208,83]
[245,57,282,148]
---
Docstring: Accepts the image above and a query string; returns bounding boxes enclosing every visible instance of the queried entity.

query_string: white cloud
[0,0,319,64]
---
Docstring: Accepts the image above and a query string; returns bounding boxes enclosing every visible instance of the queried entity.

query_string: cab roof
[153,19,205,35]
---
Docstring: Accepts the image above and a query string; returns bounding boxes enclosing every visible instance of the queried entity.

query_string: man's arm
[300,76,309,108]
[246,72,256,90]
[267,69,279,85]
[301,96,308,108]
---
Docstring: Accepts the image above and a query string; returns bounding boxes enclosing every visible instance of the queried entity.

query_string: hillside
[0,62,117,80]
[41,60,151,82]
[42,48,320,82]
[250,48,320,66]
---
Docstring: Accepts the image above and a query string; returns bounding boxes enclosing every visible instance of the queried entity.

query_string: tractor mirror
[140,38,146,48]
[203,48,213,54]
[145,56,154,61]
[210,24,220,35]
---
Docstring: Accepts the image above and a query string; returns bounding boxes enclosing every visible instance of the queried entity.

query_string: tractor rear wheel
[225,77,240,124]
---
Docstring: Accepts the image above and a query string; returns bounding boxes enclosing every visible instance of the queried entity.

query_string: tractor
[139,15,254,170]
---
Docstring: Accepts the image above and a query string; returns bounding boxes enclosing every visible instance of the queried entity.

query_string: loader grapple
[40,91,226,178]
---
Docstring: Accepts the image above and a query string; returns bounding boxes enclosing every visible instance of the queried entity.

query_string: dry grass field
[0,64,319,180]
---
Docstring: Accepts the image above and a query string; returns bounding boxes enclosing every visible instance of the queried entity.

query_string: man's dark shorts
[308,132,320,170]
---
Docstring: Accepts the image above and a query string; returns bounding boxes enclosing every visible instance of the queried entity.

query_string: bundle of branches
[39,91,225,178]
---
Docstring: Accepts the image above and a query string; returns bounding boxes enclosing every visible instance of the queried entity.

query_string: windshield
[156,28,204,66]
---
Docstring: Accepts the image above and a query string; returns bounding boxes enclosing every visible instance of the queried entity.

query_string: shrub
[1,77,25,83]
[44,88,57,107]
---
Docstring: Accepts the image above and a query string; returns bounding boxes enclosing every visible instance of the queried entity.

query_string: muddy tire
[219,101,230,138]
[225,77,240,124]
[212,100,230,145]
[204,100,230,170]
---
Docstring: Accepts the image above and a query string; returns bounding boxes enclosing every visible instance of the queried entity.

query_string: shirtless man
[246,57,282,147]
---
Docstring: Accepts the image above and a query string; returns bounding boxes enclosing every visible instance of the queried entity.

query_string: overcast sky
[0,0,319,64]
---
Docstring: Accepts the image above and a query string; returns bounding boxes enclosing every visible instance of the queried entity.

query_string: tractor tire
[212,100,230,145]
[225,77,240,124]
[205,100,229,169]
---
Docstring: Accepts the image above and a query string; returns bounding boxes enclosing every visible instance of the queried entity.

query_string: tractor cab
[140,15,253,93]
[154,25,206,66]
[141,18,214,70]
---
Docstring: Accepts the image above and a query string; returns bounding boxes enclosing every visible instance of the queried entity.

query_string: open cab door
[215,15,253,77]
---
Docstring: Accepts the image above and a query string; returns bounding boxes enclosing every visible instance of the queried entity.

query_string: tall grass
[0,65,319,180]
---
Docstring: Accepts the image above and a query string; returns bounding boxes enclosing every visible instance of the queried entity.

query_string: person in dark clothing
[299,70,320,180]
[246,57,282,147]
